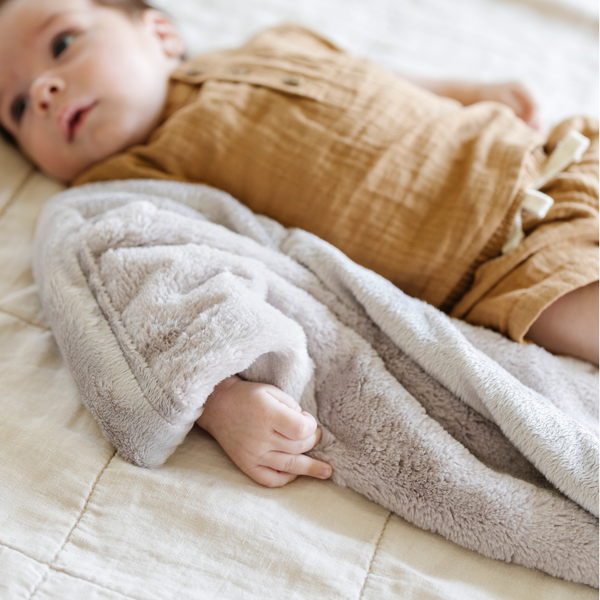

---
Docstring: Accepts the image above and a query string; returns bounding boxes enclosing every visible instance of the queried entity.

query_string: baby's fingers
[505,82,541,129]
[276,425,323,456]
[247,466,299,488]
[273,405,318,441]
[263,452,332,481]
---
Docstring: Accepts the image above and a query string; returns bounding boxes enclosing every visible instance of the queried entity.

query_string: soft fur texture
[34,179,598,586]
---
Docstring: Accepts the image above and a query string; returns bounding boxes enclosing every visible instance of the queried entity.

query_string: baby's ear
[142,9,186,59]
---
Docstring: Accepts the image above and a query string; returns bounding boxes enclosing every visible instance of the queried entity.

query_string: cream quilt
[0,0,598,598]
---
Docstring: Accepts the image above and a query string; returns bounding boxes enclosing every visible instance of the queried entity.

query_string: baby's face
[0,0,183,182]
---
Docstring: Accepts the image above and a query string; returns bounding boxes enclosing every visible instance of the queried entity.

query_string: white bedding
[0,0,598,598]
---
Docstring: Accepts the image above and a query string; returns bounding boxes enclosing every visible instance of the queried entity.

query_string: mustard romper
[74,24,599,343]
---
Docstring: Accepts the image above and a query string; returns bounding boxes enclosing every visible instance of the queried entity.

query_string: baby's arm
[402,75,541,129]
[196,376,332,487]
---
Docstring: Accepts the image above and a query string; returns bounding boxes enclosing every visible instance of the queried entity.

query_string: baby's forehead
[1,1,70,40]
[0,5,44,73]
[0,0,95,33]
[0,0,94,66]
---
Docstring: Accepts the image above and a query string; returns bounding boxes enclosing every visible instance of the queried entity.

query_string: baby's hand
[473,81,542,130]
[401,75,542,130]
[196,376,332,488]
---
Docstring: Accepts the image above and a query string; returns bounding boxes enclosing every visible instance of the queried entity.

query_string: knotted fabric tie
[502,130,591,254]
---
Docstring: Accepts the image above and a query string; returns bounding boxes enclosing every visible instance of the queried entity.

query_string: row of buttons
[184,64,305,86]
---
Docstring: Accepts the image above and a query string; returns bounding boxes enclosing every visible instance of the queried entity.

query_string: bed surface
[0,0,598,598]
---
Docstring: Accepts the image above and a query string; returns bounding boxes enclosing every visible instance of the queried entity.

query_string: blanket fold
[34,180,599,586]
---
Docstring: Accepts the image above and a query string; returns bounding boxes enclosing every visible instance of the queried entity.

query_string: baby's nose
[31,76,66,114]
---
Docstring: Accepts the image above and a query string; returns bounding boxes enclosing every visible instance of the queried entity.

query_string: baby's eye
[11,96,29,123]
[52,33,76,58]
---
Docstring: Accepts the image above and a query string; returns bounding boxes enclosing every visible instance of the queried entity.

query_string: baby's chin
[26,139,108,183]
[34,151,105,184]
[38,139,128,183]
[38,156,96,184]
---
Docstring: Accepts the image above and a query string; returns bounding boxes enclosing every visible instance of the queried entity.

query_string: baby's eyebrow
[34,11,70,36]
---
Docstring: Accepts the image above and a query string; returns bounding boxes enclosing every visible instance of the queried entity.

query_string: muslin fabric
[73,24,599,342]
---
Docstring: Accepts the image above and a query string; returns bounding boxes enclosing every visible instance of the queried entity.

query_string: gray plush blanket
[33,180,599,587]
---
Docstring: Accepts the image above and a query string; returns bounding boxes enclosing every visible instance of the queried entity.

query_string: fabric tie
[502,130,590,254]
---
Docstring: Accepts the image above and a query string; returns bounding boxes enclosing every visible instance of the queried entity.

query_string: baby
[1,0,598,488]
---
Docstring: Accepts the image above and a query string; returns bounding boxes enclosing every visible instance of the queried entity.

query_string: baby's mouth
[59,101,97,142]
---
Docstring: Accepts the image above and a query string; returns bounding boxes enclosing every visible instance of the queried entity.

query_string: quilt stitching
[0,542,48,600]
[0,306,49,331]
[45,565,138,600]
[0,541,137,600]
[28,450,117,600]
[357,511,392,600]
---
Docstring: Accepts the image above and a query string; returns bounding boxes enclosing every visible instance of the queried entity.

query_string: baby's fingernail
[320,468,332,478]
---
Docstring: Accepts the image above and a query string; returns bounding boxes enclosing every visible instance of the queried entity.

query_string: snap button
[283,74,305,86]
[229,66,250,75]
[185,65,206,76]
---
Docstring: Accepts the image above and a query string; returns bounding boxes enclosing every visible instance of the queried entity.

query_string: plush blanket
[33,179,599,587]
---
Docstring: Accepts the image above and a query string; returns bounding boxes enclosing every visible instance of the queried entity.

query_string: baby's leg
[526,281,599,364]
